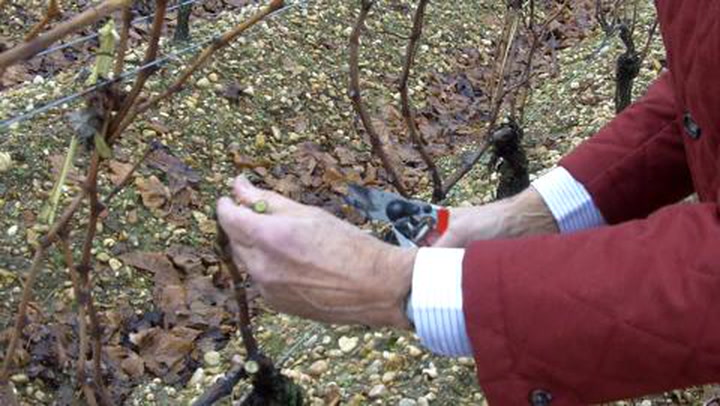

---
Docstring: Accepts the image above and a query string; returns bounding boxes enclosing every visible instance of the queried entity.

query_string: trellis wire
[36,0,201,58]
[0,0,307,133]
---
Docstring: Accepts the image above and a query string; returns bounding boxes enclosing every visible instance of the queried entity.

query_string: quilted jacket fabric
[462,1,720,404]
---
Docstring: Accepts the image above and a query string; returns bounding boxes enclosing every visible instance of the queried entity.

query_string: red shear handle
[421,207,450,246]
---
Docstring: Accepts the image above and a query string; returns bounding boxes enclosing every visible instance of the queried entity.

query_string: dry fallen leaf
[135,176,170,210]
[108,160,134,186]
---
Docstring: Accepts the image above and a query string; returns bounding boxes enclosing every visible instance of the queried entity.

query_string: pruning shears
[344,185,450,248]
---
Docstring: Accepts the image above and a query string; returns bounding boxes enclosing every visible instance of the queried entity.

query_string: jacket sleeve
[559,71,694,224]
[462,202,720,405]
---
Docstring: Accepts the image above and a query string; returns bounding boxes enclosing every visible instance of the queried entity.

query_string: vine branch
[399,0,443,202]
[349,0,408,197]
[0,0,130,71]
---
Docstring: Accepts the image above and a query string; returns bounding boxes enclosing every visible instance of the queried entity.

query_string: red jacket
[462,2,720,404]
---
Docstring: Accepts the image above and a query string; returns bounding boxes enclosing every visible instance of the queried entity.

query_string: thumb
[217,196,264,246]
[232,176,296,212]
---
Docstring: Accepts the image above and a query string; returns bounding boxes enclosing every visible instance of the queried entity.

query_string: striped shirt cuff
[531,166,606,233]
[409,248,473,357]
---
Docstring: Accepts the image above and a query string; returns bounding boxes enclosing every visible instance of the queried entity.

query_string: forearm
[499,186,560,237]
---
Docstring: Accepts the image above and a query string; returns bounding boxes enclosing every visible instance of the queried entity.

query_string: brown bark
[112,0,168,132]
[399,0,443,202]
[113,5,132,78]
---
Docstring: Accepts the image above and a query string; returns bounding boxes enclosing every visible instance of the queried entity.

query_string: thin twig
[349,0,408,197]
[216,227,259,358]
[638,17,658,63]
[191,363,248,406]
[58,234,98,406]
[110,0,286,142]
[399,0,442,202]
[74,152,114,406]
[0,0,131,70]
[24,0,62,41]
[113,5,133,78]
[112,0,168,131]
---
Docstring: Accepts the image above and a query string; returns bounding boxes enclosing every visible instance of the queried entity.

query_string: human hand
[433,187,559,248]
[216,177,417,329]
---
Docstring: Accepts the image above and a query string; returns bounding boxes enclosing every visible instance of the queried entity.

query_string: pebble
[142,129,157,137]
[381,371,396,384]
[10,374,28,384]
[417,397,430,406]
[204,351,221,367]
[96,252,111,263]
[368,384,387,398]
[196,77,211,89]
[422,362,438,379]
[383,351,404,370]
[307,359,329,377]
[0,152,13,173]
[208,72,219,82]
[33,75,45,85]
[338,336,358,353]
[108,258,123,271]
[188,368,205,387]
[365,359,382,375]
[34,390,47,401]
[399,399,417,406]
[639,401,652,406]
[255,133,266,149]
[458,357,474,366]
[407,345,423,358]
[7,225,18,237]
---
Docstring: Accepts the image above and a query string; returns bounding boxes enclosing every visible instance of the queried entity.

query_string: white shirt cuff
[531,166,606,233]
[408,247,473,357]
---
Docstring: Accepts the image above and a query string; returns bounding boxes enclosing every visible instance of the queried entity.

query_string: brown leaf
[106,346,145,379]
[158,284,189,326]
[108,160,134,186]
[334,146,355,166]
[167,244,214,274]
[146,145,200,194]
[137,327,201,376]
[135,176,170,210]
[119,251,181,286]
[167,187,201,225]
[232,151,268,170]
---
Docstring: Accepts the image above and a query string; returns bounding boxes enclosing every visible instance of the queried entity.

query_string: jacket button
[529,389,553,406]
[684,112,702,140]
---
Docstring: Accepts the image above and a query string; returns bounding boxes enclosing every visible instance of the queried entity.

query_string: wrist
[503,187,559,237]
[379,245,417,330]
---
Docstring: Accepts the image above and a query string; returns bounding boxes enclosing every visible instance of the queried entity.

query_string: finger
[217,196,263,246]
[232,176,296,212]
